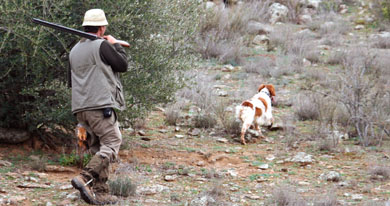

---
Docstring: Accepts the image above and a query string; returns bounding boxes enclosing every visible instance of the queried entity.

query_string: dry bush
[293,93,320,121]
[177,70,216,113]
[369,165,390,180]
[282,115,299,148]
[30,157,47,172]
[268,24,295,53]
[196,2,272,64]
[274,55,301,76]
[317,13,350,36]
[165,101,186,126]
[326,49,347,65]
[194,113,217,128]
[313,192,339,206]
[333,47,389,146]
[243,56,276,77]
[371,37,390,49]
[165,106,181,126]
[317,139,335,152]
[213,100,241,135]
[270,186,306,206]
[363,201,390,206]
[270,24,318,68]
[109,176,137,197]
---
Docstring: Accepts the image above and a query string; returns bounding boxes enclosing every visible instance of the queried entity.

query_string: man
[69,8,128,205]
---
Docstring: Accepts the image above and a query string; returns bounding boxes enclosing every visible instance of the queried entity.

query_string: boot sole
[71,178,98,205]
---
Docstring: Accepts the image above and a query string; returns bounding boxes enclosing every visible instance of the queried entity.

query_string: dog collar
[261,89,271,98]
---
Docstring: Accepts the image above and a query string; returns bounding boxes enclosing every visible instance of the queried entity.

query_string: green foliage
[0,0,200,136]
[382,1,390,21]
[59,152,91,167]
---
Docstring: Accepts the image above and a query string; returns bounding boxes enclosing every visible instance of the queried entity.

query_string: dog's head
[258,84,276,104]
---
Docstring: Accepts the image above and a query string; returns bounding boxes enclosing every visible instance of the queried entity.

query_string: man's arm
[100,41,128,72]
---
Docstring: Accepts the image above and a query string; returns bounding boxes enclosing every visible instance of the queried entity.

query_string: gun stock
[32,18,130,47]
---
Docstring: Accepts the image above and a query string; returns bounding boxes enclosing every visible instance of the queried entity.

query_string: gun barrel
[32,18,98,40]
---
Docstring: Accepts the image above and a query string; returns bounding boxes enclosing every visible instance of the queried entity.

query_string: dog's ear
[266,84,276,96]
[257,84,265,92]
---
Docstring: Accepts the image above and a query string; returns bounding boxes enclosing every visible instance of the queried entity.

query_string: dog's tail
[235,105,243,120]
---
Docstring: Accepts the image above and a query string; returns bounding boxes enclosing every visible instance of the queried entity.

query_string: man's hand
[104,35,130,47]
[103,35,117,45]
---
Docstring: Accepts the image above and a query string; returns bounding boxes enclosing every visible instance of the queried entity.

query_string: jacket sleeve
[99,41,128,73]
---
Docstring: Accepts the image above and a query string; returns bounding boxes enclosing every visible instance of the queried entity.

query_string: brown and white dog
[235,84,276,145]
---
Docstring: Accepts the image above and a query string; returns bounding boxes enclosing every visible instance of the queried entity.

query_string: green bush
[59,152,91,167]
[0,1,200,138]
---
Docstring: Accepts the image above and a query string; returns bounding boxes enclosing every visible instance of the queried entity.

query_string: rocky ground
[1,0,390,206]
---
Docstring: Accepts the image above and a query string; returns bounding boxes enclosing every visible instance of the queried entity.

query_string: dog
[235,84,276,145]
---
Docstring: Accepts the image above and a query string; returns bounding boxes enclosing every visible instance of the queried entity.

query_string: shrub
[369,165,390,180]
[243,56,276,77]
[30,157,47,172]
[59,152,91,167]
[109,176,137,197]
[194,113,217,129]
[196,1,273,64]
[293,93,320,121]
[270,186,306,206]
[371,0,390,24]
[334,47,389,146]
[313,192,339,206]
[164,105,181,126]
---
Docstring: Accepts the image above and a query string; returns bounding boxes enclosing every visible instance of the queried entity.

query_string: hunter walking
[69,9,128,205]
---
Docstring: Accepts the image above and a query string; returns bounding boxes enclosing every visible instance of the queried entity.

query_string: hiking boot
[94,192,118,205]
[71,175,97,205]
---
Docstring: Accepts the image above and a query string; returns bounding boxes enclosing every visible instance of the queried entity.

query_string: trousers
[76,110,122,190]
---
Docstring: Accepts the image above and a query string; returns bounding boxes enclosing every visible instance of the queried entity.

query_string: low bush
[109,176,137,197]
[293,93,320,121]
[270,186,306,206]
[194,113,217,129]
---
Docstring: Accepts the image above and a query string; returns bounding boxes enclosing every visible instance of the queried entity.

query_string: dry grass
[313,192,339,206]
[270,186,306,206]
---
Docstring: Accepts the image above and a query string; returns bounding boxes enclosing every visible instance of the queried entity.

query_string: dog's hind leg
[240,117,253,145]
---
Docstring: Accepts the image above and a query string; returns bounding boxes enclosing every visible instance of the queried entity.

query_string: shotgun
[32,18,130,47]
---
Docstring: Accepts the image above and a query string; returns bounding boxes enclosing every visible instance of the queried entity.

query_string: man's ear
[257,84,265,92]
[266,84,276,96]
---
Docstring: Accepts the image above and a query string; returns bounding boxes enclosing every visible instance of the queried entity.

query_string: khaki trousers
[76,110,122,189]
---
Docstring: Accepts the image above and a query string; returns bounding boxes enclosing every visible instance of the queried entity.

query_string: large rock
[286,152,314,165]
[300,0,322,9]
[0,128,30,144]
[268,3,289,24]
